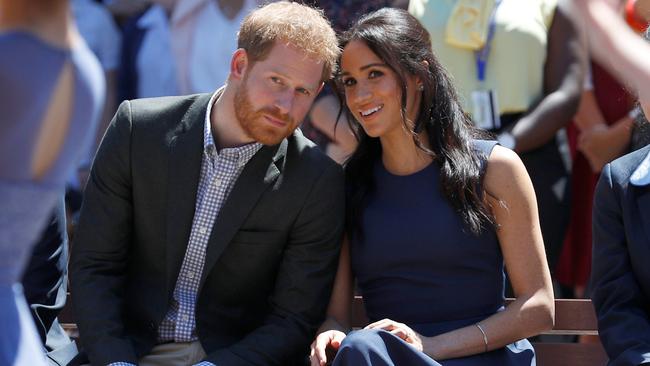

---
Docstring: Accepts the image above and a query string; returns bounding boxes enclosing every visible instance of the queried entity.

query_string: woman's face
[340,40,422,139]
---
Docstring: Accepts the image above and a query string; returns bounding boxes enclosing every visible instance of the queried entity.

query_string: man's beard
[234,79,296,146]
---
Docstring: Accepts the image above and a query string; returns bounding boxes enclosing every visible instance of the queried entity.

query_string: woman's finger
[365,318,397,330]
[331,330,346,348]
[389,327,409,340]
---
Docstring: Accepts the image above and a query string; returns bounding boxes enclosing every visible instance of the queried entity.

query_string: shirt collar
[203,90,262,167]
[171,0,208,24]
[631,149,650,186]
[138,5,168,29]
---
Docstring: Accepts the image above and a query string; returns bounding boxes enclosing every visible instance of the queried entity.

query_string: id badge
[471,89,501,130]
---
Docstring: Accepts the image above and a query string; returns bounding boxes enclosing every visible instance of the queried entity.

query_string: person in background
[570,0,650,107]
[118,0,178,101]
[310,8,553,366]
[581,1,650,362]
[556,0,643,298]
[71,0,121,175]
[299,0,404,163]
[0,0,105,364]
[69,2,344,365]
[22,200,79,366]
[171,0,264,94]
[409,0,584,276]
[68,0,122,233]
[119,0,269,101]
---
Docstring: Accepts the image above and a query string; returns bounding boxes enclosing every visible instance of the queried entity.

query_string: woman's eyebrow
[340,63,387,76]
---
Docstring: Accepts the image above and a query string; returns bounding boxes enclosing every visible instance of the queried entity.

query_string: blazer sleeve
[205,159,346,365]
[69,100,138,365]
[591,163,650,366]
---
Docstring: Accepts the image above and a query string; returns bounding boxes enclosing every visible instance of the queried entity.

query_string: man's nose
[274,91,294,115]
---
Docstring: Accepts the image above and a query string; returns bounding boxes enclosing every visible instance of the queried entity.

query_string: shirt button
[186,271,195,279]
[181,314,189,322]
[213,178,222,187]
[198,226,207,235]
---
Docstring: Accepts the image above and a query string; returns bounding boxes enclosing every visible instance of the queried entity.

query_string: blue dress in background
[335,141,534,365]
[0,32,104,366]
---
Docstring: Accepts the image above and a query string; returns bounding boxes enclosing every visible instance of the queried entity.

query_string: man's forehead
[259,52,324,89]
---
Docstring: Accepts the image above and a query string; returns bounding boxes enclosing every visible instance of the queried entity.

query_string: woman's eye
[368,70,383,79]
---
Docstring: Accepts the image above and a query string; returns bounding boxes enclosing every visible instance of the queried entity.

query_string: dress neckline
[377,159,436,178]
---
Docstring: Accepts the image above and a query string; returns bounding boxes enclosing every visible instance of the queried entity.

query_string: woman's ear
[417,60,430,90]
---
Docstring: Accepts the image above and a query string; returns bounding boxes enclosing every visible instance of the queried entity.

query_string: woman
[409,0,584,275]
[309,9,554,366]
[0,1,104,365]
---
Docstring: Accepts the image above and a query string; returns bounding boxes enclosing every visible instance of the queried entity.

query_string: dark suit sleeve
[205,160,345,365]
[591,163,650,366]
[70,100,138,365]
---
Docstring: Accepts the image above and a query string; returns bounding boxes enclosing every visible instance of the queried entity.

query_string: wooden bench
[58,293,79,339]
[351,296,608,366]
[59,295,608,365]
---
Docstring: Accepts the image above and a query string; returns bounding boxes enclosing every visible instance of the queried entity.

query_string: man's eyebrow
[271,70,320,93]
[340,63,387,76]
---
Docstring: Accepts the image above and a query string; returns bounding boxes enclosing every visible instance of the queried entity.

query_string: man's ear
[230,48,249,81]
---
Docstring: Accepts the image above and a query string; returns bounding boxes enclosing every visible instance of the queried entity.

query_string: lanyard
[475,0,502,83]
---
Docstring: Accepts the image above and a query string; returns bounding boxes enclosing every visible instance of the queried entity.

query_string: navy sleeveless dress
[334,141,535,365]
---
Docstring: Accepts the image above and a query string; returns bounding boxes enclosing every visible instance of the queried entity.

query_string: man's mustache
[258,106,294,125]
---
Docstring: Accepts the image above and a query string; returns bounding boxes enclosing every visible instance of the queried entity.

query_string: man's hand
[310,330,347,366]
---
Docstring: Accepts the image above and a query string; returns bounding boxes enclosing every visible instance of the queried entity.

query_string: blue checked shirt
[109,92,261,366]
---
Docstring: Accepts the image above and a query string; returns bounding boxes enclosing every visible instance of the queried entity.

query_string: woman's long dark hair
[339,8,495,237]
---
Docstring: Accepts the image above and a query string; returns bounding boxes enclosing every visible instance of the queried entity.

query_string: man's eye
[271,77,282,84]
[296,88,310,96]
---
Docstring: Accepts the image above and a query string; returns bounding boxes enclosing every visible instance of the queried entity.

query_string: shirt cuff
[193,362,216,366]
[107,363,136,366]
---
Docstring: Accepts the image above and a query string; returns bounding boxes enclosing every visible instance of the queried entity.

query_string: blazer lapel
[199,138,288,286]
[165,94,212,295]
[631,147,650,248]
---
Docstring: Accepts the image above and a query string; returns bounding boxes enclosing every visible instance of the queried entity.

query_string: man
[591,142,650,366]
[69,2,343,365]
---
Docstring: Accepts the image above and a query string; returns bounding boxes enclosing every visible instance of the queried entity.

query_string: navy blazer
[591,144,650,366]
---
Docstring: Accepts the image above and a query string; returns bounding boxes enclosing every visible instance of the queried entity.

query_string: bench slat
[351,296,608,366]
[533,342,608,366]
